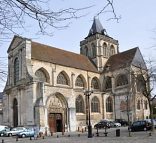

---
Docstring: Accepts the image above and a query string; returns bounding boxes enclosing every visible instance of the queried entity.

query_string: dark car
[94,120,110,129]
[129,120,151,132]
[115,119,128,126]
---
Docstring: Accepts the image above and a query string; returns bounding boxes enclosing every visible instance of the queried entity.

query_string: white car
[114,122,121,127]
[4,127,26,137]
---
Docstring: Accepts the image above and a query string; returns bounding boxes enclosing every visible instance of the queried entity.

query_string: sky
[0,0,156,92]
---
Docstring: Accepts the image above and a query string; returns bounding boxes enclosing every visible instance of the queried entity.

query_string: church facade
[2,18,150,133]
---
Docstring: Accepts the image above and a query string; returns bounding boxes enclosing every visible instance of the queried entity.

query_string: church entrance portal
[48,113,63,132]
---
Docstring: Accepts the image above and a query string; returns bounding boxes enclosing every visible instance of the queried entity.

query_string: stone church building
[2,18,150,133]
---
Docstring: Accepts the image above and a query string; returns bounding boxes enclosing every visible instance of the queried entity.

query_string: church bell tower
[80,17,119,72]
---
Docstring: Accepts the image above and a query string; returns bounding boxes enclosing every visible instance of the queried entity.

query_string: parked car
[94,120,110,129]
[4,127,26,137]
[109,121,121,127]
[17,128,35,138]
[0,125,10,136]
[145,119,156,128]
[115,119,128,126]
[128,120,151,132]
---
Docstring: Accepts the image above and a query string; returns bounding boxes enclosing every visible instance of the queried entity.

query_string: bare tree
[131,60,156,131]
[0,0,119,39]
[0,57,7,89]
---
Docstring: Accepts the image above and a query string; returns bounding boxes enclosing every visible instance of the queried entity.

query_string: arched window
[106,97,113,112]
[91,96,100,112]
[91,43,96,58]
[137,100,141,110]
[14,58,19,85]
[91,77,99,89]
[75,75,85,87]
[144,100,148,110]
[110,45,115,56]
[35,69,47,82]
[57,72,68,85]
[105,76,112,90]
[137,75,146,92]
[76,95,84,113]
[116,74,128,87]
[103,43,107,57]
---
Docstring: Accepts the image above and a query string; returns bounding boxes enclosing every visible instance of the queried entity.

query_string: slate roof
[31,41,98,73]
[88,17,106,37]
[105,47,138,71]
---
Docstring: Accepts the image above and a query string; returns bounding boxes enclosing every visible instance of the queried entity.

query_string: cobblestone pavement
[0,127,156,143]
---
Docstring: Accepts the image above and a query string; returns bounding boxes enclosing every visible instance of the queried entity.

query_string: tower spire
[88,17,106,37]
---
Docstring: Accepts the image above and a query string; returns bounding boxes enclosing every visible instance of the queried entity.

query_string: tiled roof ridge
[32,41,85,58]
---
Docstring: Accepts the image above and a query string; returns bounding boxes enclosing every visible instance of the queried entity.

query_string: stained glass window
[75,76,84,87]
[76,95,84,113]
[35,69,47,82]
[106,97,113,112]
[57,72,68,85]
[137,100,141,110]
[91,77,99,89]
[91,96,100,112]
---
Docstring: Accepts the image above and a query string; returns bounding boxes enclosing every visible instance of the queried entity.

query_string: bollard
[116,129,120,137]
[78,134,80,137]
[96,128,99,137]
[16,136,18,141]
[2,139,4,143]
[81,128,84,133]
[51,132,53,136]
[42,135,45,139]
[149,132,152,136]
[30,136,32,140]
[68,134,70,137]
[57,135,59,138]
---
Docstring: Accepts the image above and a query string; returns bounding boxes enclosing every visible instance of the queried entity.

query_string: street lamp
[83,88,93,138]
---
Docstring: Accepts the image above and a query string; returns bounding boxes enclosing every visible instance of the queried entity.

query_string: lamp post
[84,88,93,138]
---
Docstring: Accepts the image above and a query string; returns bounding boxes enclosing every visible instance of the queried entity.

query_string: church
[2,18,150,133]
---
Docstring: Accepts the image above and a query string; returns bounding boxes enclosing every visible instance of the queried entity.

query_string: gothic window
[91,96,100,112]
[35,69,47,82]
[91,43,96,58]
[137,75,146,92]
[144,100,148,110]
[76,95,84,113]
[116,74,128,87]
[103,43,107,57]
[106,97,113,112]
[57,72,68,85]
[91,77,99,89]
[105,76,112,90]
[75,75,84,87]
[137,100,141,110]
[110,45,115,56]
[14,58,19,85]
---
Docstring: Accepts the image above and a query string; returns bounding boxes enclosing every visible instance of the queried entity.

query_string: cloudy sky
[0,0,156,92]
